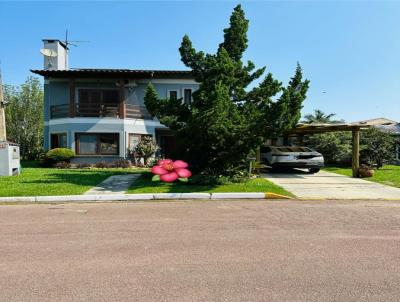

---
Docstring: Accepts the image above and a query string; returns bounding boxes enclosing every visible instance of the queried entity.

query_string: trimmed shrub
[76,163,92,169]
[46,148,75,162]
[40,148,75,167]
[94,161,110,168]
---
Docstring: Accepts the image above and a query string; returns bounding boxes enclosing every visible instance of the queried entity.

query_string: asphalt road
[1,200,400,302]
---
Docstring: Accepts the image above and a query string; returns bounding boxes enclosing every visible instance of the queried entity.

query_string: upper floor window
[78,89,120,117]
[168,90,178,100]
[184,89,192,105]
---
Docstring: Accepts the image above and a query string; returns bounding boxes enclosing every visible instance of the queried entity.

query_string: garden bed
[127,172,293,196]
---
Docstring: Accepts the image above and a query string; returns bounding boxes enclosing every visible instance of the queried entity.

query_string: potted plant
[358,164,374,178]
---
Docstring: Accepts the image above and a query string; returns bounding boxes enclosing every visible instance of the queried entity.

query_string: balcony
[50,103,153,120]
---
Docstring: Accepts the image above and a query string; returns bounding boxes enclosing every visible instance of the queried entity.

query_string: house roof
[351,117,397,126]
[30,68,194,79]
[375,123,400,136]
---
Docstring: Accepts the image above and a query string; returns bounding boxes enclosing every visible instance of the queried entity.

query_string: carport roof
[286,123,372,135]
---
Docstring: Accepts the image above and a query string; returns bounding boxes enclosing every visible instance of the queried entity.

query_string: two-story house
[31,39,199,163]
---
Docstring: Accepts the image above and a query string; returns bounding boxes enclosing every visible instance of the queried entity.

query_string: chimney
[42,39,68,70]
[0,70,6,142]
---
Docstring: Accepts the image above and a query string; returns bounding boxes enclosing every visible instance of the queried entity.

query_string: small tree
[303,109,343,124]
[135,136,158,166]
[4,77,44,160]
[360,128,395,168]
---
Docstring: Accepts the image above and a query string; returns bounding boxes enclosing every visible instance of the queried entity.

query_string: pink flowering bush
[151,159,192,183]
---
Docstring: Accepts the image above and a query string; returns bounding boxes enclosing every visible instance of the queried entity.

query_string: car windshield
[277,147,312,152]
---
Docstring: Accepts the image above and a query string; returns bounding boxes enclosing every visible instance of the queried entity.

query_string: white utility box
[0,141,21,176]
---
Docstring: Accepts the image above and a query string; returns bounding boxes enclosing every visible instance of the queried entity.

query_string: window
[78,89,120,117]
[128,134,152,151]
[100,134,119,155]
[128,134,141,151]
[51,133,67,149]
[76,133,119,155]
[168,90,178,100]
[184,89,192,105]
[78,134,97,155]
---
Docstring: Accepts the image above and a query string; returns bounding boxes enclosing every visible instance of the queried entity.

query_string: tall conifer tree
[145,5,309,176]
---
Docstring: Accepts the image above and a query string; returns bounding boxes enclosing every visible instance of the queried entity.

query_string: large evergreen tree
[145,5,309,177]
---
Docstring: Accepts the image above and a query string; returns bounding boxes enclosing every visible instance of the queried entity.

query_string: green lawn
[127,172,293,196]
[324,165,400,188]
[0,162,145,197]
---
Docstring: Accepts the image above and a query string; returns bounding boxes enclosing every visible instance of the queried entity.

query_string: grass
[0,161,145,197]
[127,172,293,196]
[324,165,400,188]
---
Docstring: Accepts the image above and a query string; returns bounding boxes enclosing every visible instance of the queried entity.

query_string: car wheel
[308,168,320,174]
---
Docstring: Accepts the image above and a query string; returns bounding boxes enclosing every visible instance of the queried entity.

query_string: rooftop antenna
[63,29,90,69]
[64,29,90,48]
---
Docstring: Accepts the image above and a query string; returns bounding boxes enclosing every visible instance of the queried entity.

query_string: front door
[160,135,176,159]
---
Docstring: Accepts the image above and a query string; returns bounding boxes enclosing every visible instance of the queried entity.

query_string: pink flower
[151,159,192,183]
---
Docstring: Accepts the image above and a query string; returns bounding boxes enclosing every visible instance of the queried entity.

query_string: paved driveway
[264,170,400,200]
[1,200,400,302]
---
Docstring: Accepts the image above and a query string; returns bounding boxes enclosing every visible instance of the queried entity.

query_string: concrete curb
[0,192,292,203]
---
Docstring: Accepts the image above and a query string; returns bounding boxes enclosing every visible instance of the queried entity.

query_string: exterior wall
[44,78,198,162]
[44,81,69,122]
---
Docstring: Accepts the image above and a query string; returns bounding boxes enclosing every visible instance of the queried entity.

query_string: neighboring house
[352,118,400,162]
[375,123,400,162]
[32,39,199,163]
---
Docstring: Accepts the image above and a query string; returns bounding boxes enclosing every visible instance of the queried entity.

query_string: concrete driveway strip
[84,174,139,195]
[1,200,400,301]
[263,170,400,199]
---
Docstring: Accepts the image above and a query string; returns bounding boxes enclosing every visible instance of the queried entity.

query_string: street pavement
[1,199,400,301]
[263,170,400,199]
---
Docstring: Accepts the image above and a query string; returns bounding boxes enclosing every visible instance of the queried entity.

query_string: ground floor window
[128,133,152,151]
[75,133,119,155]
[50,133,67,149]
[184,89,192,105]
[396,141,400,160]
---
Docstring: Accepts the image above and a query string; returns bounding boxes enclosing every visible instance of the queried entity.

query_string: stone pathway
[84,174,139,195]
[263,169,400,200]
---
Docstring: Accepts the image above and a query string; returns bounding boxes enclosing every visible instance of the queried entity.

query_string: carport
[285,123,372,178]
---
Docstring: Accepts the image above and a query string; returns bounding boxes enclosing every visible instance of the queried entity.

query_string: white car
[260,146,324,173]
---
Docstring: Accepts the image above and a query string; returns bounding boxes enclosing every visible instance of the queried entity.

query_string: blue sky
[1,1,399,122]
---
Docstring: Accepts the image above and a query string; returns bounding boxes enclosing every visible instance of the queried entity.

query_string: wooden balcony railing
[76,103,120,118]
[50,103,153,120]
[50,104,69,119]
